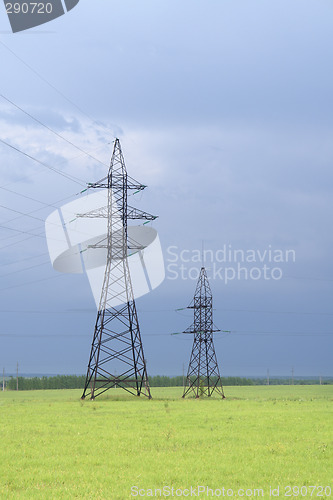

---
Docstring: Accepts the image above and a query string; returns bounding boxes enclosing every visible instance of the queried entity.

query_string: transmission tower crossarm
[127,177,147,191]
[76,206,108,219]
[187,304,210,309]
[85,177,146,192]
[77,207,157,221]
[183,329,221,334]
[127,206,158,221]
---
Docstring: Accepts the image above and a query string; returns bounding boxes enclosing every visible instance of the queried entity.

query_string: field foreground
[0,386,332,499]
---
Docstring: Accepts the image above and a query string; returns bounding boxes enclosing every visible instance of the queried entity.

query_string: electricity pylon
[182,267,225,398]
[81,139,156,400]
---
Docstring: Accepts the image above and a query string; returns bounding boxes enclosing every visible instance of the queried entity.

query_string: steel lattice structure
[182,267,225,398]
[81,139,156,400]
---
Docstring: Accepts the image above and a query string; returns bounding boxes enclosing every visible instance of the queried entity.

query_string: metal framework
[182,267,225,398]
[81,139,156,400]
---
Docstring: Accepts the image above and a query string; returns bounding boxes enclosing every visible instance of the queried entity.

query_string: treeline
[150,376,255,387]
[6,375,86,391]
[250,378,332,386]
[152,376,333,386]
[4,375,332,391]
[6,375,333,391]
[5,375,254,391]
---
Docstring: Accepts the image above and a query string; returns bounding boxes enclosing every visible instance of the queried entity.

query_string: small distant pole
[319,375,322,385]
[291,366,294,385]
[16,362,18,391]
[2,367,5,391]
[266,369,270,386]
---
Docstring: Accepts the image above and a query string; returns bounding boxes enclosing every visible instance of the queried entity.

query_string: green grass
[0,386,332,499]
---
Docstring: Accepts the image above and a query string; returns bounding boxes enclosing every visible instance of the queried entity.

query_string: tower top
[193,266,212,300]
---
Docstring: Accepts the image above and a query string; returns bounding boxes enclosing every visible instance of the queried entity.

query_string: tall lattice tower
[182,267,225,398]
[81,139,156,400]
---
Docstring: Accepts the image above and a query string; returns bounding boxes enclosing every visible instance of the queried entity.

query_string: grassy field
[0,386,332,499]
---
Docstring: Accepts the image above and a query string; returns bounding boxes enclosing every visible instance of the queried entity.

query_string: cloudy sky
[0,0,332,379]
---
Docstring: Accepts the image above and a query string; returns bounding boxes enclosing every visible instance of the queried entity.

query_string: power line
[0,305,327,319]
[0,175,98,249]
[0,232,43,251]
[176,306,333,317]
[0,141,112,193]
[0,261,50,279]
[215,308,333,317]
[0,273,63,293]
[0,185,68,208]
[172,330,332,338]
[0,40,116,138]
[0,330,331,338]
[0,137,85,185]
[0,174,151,254]
[0,203,52,224]
[0,309,90,314]
[0,186,82,247]
[0,251,48,269]
[0,333,90,337]
[284,275,333,283]
[0,213,74,244]
[0,93,110,169]
[0,200,105,243]
[229,330,333,337]
[0,222,46,239]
